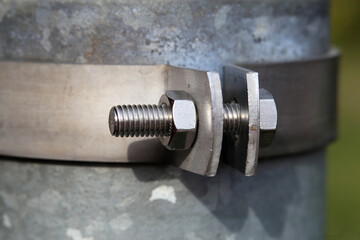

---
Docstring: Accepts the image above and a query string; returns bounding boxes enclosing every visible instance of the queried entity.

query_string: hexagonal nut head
[259,89,278,147]
[159,90,197,150]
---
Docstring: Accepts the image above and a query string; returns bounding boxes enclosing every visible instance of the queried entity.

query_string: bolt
[109,90,277,149]
[223,103,243,135]
[109,104,172,137]
[109,102,245,142]
[109,91,197,150]
[259,89,277,147]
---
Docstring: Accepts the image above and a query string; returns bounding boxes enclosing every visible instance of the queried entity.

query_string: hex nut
[159,90,197,150]
[259,89,277,147]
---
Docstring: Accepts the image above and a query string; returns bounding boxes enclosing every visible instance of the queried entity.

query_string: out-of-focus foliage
[331,0,360,46]
[327,0,360,239]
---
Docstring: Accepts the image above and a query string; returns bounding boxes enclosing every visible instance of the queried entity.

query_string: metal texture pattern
[0,0,328,74]
[0,150,325,240]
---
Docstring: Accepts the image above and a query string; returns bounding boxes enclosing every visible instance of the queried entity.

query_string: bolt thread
[223,103,242,134]
[109,105,172,137]
[109,103,242,138]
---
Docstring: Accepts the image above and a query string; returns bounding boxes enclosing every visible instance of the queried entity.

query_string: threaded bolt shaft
[109,105,172,137]
[109,103,243,138]
[223,103,242,134]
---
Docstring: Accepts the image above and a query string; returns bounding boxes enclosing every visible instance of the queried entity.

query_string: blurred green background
[327,0,360,239]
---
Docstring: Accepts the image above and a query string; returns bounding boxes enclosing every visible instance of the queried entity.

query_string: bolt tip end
[108,106,119,137]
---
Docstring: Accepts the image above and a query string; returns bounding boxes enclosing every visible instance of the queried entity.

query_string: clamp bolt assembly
[108,66,278,176]
[109,90,276,150]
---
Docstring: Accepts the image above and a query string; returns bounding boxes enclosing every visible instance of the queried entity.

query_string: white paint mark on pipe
[66,228,93,240]
[109,213,133,234]
[2,213,11,229]
[225,234,236,240]
[40,28,52,52]
[214,5,231,30]
[0,0,11,23]
[149,185,176,204]
[0,191,18,209]
[186,232,202,240]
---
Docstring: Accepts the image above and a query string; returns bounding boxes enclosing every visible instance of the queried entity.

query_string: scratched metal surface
[0,0,328,239]
[0,152,324,240]
[0,0,328,74]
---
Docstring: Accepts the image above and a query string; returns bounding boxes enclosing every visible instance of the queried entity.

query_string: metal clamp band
[0,49,339,176]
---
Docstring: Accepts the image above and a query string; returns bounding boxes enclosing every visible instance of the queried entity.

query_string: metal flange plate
[164,68,223,176]
[222,66,260,176]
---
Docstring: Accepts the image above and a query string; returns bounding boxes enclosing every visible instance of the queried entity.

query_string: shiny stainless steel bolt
[109,90,198,150]
[223,103,243,135]
[109,90,277,149]
[109,104,172,138]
